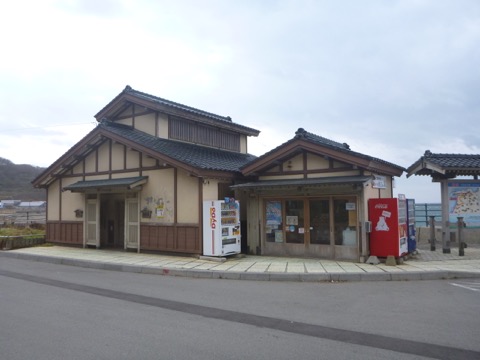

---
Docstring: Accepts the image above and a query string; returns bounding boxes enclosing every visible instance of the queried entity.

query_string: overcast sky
[1,0,479,203]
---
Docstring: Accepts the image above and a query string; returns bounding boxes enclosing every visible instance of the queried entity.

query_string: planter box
[0,235,46,250]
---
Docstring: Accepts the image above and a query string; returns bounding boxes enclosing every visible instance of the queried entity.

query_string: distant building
[18,201,47,208]
[0,200,21,208]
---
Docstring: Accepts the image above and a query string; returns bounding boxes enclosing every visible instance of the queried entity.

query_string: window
[265,197,357,247]
[169,117,240,152]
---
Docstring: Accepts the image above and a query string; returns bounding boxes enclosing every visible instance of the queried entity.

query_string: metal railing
[414,203,442,227]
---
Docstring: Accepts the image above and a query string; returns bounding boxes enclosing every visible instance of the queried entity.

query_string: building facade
[233,128,405,261]
[33,86,405,262]
[32,86,259,255]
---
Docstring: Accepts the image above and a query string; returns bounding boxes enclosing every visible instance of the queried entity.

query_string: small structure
[406,151,480,252]
[233,128,405,261]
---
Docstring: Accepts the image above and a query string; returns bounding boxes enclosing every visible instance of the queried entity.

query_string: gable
[95,85,260,137]
[407,151,480,179]
[242,128,405,178]
[258,149,362,181]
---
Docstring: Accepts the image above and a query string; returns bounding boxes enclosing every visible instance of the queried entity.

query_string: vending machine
[368,196,408,258]
[203,198,241,256]
[406,199,417,253]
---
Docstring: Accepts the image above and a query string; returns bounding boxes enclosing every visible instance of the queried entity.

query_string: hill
[0,157,46,201]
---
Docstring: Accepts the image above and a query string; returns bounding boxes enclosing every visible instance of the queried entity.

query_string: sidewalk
[1,244,480,282]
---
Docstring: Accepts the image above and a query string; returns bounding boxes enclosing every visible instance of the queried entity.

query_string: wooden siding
[140,223,201,254]
[169,116,240,152]
[46,221,83,245]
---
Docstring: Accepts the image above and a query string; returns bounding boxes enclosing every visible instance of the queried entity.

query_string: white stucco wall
[177,170,199,223]
[140,168,175,223]
[61,177,84,221]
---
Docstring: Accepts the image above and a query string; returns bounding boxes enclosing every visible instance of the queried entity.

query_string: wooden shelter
[406,150,480,252]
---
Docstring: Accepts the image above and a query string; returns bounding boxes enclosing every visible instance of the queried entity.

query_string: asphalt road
[1,257,479,360]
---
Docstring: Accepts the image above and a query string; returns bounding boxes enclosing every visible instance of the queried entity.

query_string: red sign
[209,207,217,229]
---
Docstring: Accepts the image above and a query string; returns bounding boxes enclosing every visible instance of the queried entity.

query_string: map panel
[448,181,480,228]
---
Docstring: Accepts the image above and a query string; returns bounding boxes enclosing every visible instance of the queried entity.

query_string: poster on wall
[156,200,165,218]
[266,201,282,225]
[274,230,283,242]
[286,216,298,226]
[448,181,480,228]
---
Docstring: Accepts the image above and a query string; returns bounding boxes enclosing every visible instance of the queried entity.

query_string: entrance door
[125,194,139,251]
[309,199,331,245]
[99,194,125,248]
[333,197,358,260]
[85,197,99,248]
[285,200,304,244]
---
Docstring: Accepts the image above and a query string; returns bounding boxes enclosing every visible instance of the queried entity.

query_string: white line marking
[450,283,480,292]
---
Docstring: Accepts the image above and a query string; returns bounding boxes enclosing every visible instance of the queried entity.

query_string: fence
[0,208,46,226]
[414,203,442,227]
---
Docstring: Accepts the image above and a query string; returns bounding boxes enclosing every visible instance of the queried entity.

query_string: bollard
[457,217,465,256]
[429,216,436,251]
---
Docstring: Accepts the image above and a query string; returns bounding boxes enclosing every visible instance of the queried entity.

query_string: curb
[1,250,479,283]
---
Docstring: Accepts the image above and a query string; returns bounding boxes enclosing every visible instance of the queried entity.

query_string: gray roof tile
[100,121,257,172]
[421,151,480,168]
[96,86,260,136]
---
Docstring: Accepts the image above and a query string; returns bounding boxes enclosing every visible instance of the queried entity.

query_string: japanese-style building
[33,86,406,262]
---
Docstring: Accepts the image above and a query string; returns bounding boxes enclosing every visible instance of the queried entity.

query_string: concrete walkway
[1,244,480,282]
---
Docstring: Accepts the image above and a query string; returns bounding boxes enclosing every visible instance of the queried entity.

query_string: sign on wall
[372,175,386,189]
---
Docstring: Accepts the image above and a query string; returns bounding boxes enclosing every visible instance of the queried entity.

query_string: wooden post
[429,216,436,251]
[441,180,451,253]
[457,217,465,256]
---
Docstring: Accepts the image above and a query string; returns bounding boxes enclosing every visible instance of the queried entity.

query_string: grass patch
[0,226,45,237]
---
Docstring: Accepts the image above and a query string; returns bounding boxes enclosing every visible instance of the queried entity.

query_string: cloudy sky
[1,0,479,202]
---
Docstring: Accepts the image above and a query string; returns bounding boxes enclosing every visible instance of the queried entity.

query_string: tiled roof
[96,86,260,136]
[247,127,405,172]
[420,151,480,168]
[231,176,373,189]
[63,177,148,192]
[124,86,231,122]
[295,128,352,150]
[407,150,480,177]
[100,121,257,172]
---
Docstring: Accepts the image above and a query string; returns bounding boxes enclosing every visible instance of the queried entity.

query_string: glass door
[85,197,99,248]
[285,200,304,244]
[309,199,330,245]
[125,193,139,251]
[333,197,357,246]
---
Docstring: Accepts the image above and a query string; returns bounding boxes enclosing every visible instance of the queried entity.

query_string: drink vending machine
[368,196,408,258]
[406,199,417,253]
[203,198,241,256]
